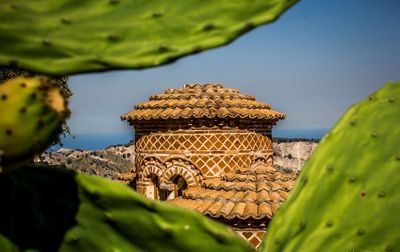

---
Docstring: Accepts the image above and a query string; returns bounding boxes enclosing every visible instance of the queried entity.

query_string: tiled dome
[121,84,285,121]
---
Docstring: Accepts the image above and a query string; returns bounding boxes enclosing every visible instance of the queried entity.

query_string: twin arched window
[148,174,188,200]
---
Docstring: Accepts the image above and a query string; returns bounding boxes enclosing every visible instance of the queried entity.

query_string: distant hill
[38,144,135,180]
[37,138,318,180]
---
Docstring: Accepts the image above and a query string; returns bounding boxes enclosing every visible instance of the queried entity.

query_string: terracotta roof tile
[259,202,273,218]
[269,191,283,202]
[244,202,258,217]
[257,191,271,203]
[219,201,236,216]
[188,199,207,210]
[196,200,214,212]
[278,191,289,199]
[244,191,258,202]
[231,202,247,217]
[222,173,257,182]
[232,191,247,201]
[208,189,223,199]
[169,163,297,221]
[122,84,285,121]
[168,198,193,208]
[185,186,203,195]
[270,181,289,191]
[205,201,225,216]
[271,203,282,214]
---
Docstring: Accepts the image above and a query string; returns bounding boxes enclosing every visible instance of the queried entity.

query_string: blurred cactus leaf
[260,82,400,252]
[0,164,255,252]
[0,0,298,75]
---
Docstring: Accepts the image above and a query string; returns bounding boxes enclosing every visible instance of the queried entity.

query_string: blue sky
[66,0,400,136]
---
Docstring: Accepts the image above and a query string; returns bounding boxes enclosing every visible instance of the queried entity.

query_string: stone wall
[273,139,318,173]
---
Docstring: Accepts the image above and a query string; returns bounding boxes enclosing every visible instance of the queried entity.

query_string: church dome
[121,84,285,122]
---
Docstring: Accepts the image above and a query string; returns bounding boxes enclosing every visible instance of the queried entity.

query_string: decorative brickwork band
[135,129,274,178]
[163,157,200,186]
[141,159,164,178]
[235,229,266,248]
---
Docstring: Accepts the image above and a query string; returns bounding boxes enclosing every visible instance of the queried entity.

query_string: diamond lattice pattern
[235,229,266,248]
[136,130,273,177]
[136,131,271,152]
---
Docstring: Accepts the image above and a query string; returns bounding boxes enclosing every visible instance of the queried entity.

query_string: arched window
[149,174,171,201]
[149,174,160,200]
[150,174,159,186]
[173,175,188,197]
[128,179,137,190]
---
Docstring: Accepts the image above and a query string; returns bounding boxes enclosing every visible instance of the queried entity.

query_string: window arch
[172,175,188,197]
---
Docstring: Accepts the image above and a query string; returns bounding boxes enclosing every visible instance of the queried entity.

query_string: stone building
[121,84,296,247]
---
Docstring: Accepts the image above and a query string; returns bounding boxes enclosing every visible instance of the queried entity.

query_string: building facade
[122,84,296,247]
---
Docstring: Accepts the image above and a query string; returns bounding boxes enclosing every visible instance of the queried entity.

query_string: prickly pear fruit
[0,164,255,252]
[261,82,400,252]
[0,0,298,75]
[0,77,69,170]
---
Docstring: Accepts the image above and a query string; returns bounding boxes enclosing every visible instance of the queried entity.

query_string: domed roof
[121,84,285,122]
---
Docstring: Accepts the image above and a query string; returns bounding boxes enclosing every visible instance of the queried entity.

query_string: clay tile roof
[121,84,285,121]
[168,163,297,221]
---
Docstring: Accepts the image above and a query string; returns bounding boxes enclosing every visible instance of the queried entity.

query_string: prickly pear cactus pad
[0,164,80,252]
[0,235,18,252]
[261,82,400,252]
[0,77,69,169]
[0,0,297,75]
[0,164,255,252]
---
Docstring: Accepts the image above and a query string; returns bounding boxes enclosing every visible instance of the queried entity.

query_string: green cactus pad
[0,0,297,75]
[0,164,255,252]
[261,82,400,252]
[0,77,69,170]
[0,235,18,252]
